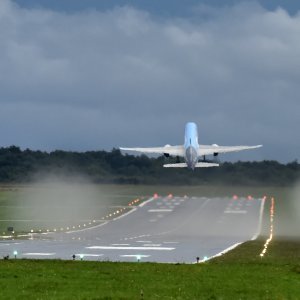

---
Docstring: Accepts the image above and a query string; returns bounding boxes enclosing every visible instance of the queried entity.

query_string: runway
[1,196,264,263]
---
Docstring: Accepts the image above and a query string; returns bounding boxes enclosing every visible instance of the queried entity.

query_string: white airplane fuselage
[120,122,262,170]
[184,122,200,170]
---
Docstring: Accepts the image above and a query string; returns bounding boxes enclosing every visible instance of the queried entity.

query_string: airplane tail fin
[163,162,219,168]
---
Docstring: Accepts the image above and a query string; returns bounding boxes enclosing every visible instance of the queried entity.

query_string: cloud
[0,0,299,161]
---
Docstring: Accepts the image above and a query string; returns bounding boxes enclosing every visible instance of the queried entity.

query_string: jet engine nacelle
[164,144,171,157]
[212,144,219,157]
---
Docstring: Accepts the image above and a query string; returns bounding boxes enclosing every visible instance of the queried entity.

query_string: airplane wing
[120,145,185,157]
[199,144,262,156]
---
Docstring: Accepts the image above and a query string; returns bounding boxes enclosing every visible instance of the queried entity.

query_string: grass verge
[0,238,299,299]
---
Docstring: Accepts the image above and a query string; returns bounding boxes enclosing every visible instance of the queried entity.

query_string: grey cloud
[0,0,299,161]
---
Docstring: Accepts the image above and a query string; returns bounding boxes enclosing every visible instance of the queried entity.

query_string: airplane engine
[212,144,219,157]
[164,144,171,157]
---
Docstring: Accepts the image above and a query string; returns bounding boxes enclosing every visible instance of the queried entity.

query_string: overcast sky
[1,0,299,162]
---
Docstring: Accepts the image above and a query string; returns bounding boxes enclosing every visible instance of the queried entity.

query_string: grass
[0,239,299,299]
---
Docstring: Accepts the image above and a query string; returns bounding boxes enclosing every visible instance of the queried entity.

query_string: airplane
[120,122,262,170]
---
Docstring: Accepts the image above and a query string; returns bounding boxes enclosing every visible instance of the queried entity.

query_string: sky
[0,0,299,162]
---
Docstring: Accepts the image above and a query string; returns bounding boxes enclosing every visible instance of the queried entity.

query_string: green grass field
[0,184,299,299]
[0,239,299,299]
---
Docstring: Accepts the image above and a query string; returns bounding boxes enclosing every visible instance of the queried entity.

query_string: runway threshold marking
[23,253,56,256]
[86,246,175,251]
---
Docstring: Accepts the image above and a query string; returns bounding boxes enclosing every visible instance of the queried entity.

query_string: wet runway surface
[1,196,264,263]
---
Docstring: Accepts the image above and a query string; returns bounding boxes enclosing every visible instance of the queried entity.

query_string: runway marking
[139,197,155,208]
[224,210,247,214]
[113,208,137,221]
[17,234,31,237]
[163,241,178,244]
[111,244,130,246]
[143,244,161,247]
[149,219,157,222]
[148,209,173,212]
[23,253,55,256]
[157,198,211,237]
[86,246,175,251]
[252,197,266,240]
[136,241,152,243]
[76,254,103,257]
[198,243,242,263]
[66,221,109,234]
[120,255,150,258]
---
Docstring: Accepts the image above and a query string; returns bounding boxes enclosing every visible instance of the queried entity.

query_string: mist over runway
[1,196,264,263]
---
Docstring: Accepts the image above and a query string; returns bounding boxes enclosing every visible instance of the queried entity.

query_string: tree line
[0,146,299,186]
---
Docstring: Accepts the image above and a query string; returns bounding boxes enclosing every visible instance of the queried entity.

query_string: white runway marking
[120,255,150,258]
[23,253,55,256]
[113,208,137,221]
[139,197,155,208]
[143,244,161,247]
[252,198,266,240]
[76,254,103,257]
[224,210,247,214]
[199,243,242,263]
[86,246,175,251]
[163,241,179,244]
[111,244,130,246]
[136,241,152,243]
[148,209,173,212]
[66,221,109,234]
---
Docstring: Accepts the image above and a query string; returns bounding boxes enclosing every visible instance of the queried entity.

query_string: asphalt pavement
[0,195,264,263]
